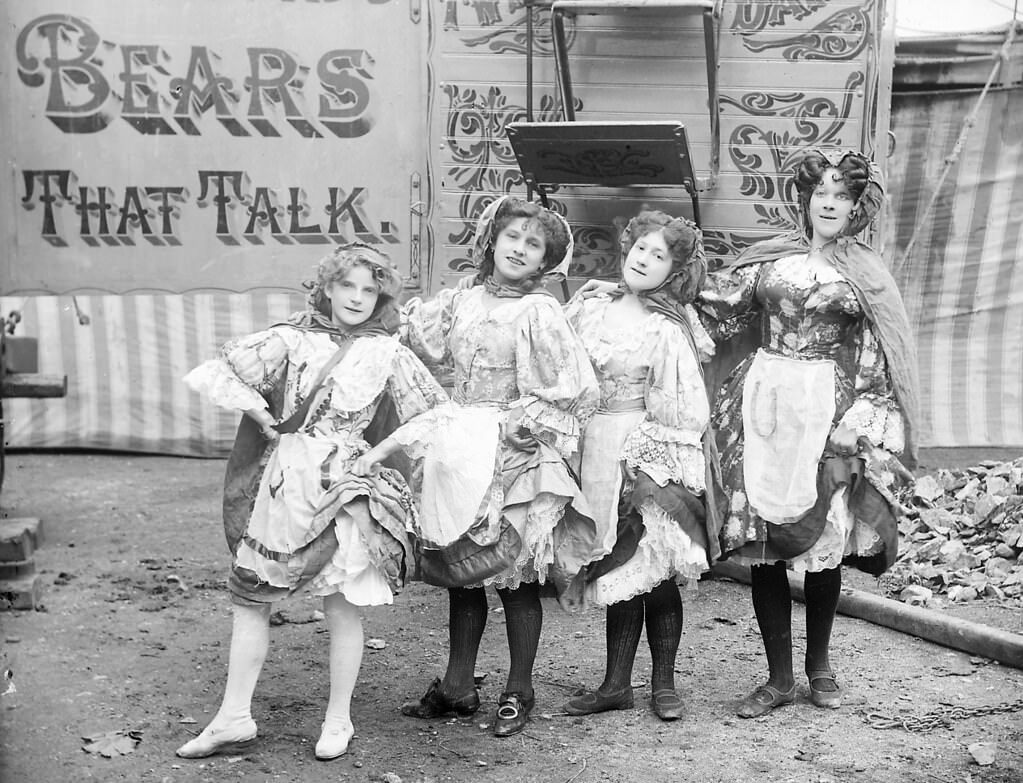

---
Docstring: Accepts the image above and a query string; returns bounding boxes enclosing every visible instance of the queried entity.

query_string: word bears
[15,14,376,138]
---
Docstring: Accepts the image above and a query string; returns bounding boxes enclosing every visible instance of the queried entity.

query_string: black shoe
[493,691,535,737]
[401,677,480,719]
[563,685,634,716]
[651,689,684,721]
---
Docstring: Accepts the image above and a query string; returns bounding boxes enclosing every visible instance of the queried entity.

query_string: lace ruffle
[324,335,401,413]
[485,492,566,590]
[839,396,905,453]
[183,360,267,412]
[518,397,583,457]
[573,296,652,369]
[587,499,708,605]
[621,429,706,492]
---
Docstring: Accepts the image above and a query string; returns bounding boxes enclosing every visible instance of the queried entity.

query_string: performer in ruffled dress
[561,211,722,722]
[698,150,919,717]
[177,244,447,761]
[397,195,602,737]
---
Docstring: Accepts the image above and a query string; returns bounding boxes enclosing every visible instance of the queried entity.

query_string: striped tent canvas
[887,85,1023,448]
[0,292,307,456]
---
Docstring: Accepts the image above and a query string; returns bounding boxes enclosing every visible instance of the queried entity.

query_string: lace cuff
[839,396,905,454]
[183,360,267,413]
[516,396,582,458]
[621,429,706,492]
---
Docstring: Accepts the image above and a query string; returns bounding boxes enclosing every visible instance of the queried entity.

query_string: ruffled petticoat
[715,350,891,573]
[580,410,708,606]
[229,432,414,607]
[399,402,602,593]
[725,485,884,574]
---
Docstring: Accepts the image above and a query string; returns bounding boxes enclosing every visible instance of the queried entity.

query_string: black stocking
[441,586,488,696]
[803,566,841,678]
[750,562,794,690]
[644,580,683,693]
[497,581,542,698]
[600,594,644,692]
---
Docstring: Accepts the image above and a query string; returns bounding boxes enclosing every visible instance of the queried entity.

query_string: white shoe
[176,718,257,759]
[314,716,354,761]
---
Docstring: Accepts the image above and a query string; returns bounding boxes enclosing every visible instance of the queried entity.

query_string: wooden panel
[427,0,890,288]
[1,373,67,399]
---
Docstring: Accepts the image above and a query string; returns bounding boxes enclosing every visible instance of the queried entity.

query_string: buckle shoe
[493,691,535,737]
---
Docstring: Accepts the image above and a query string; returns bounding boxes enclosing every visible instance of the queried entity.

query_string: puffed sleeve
[400,287,459,366]
[621,321,709,491]
[388,345,449,421]
[837,320,906,454]
[512,297,599,458]
[563,294,586,330]
[183,327,290,413]
[696,264,762,341]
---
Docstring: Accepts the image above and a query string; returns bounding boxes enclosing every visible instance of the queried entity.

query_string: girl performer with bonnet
[698,149,919,718]
[562,211,722,722]
[178,244,448,761]
[397,195,603,738]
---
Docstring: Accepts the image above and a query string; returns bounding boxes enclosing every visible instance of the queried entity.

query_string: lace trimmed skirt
[580,410,710,606]
[409,403,604,596]
[228,432,414,607]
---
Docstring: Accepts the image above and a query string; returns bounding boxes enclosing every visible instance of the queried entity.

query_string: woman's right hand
[503,408,538,453]
[572,279,617,299]
[351,452,382,477]
[620,460,638,482]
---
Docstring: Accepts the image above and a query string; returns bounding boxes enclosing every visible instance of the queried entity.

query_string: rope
[892,4,1020,276]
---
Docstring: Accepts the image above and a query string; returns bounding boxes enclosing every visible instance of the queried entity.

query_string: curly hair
[474,197,571,289]
[306,243,402,319]
[620,210,707,305]
[793,151,872,237]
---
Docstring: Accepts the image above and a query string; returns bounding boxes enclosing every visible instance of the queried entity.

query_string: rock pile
[884,458,1023,605]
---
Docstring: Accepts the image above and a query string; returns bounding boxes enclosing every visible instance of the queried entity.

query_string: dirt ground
[1,450,1022,783]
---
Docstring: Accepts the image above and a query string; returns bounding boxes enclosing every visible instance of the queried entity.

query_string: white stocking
[212,603,271,725]
[323,592,363,721]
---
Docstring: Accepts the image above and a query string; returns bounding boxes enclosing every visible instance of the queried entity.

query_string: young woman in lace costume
[178,245,447,761]
[562,211,721,722]
[698,150,919,717]
[397,195,603,737]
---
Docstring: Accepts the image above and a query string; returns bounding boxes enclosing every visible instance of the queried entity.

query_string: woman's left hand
[572,279,617,300]
[828,423,859,457]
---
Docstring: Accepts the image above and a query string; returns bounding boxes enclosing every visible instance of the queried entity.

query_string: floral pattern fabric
[397,286,603,596]
[184,325,448,605]
[698,255,906,572]
[566,295,712,604]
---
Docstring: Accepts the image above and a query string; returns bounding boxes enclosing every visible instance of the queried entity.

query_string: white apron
[741,349,836,522]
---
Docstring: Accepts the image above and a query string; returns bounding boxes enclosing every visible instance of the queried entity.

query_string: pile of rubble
[884,458,1023,606]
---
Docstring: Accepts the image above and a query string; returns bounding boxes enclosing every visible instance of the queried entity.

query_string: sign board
[1,0,425,295]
